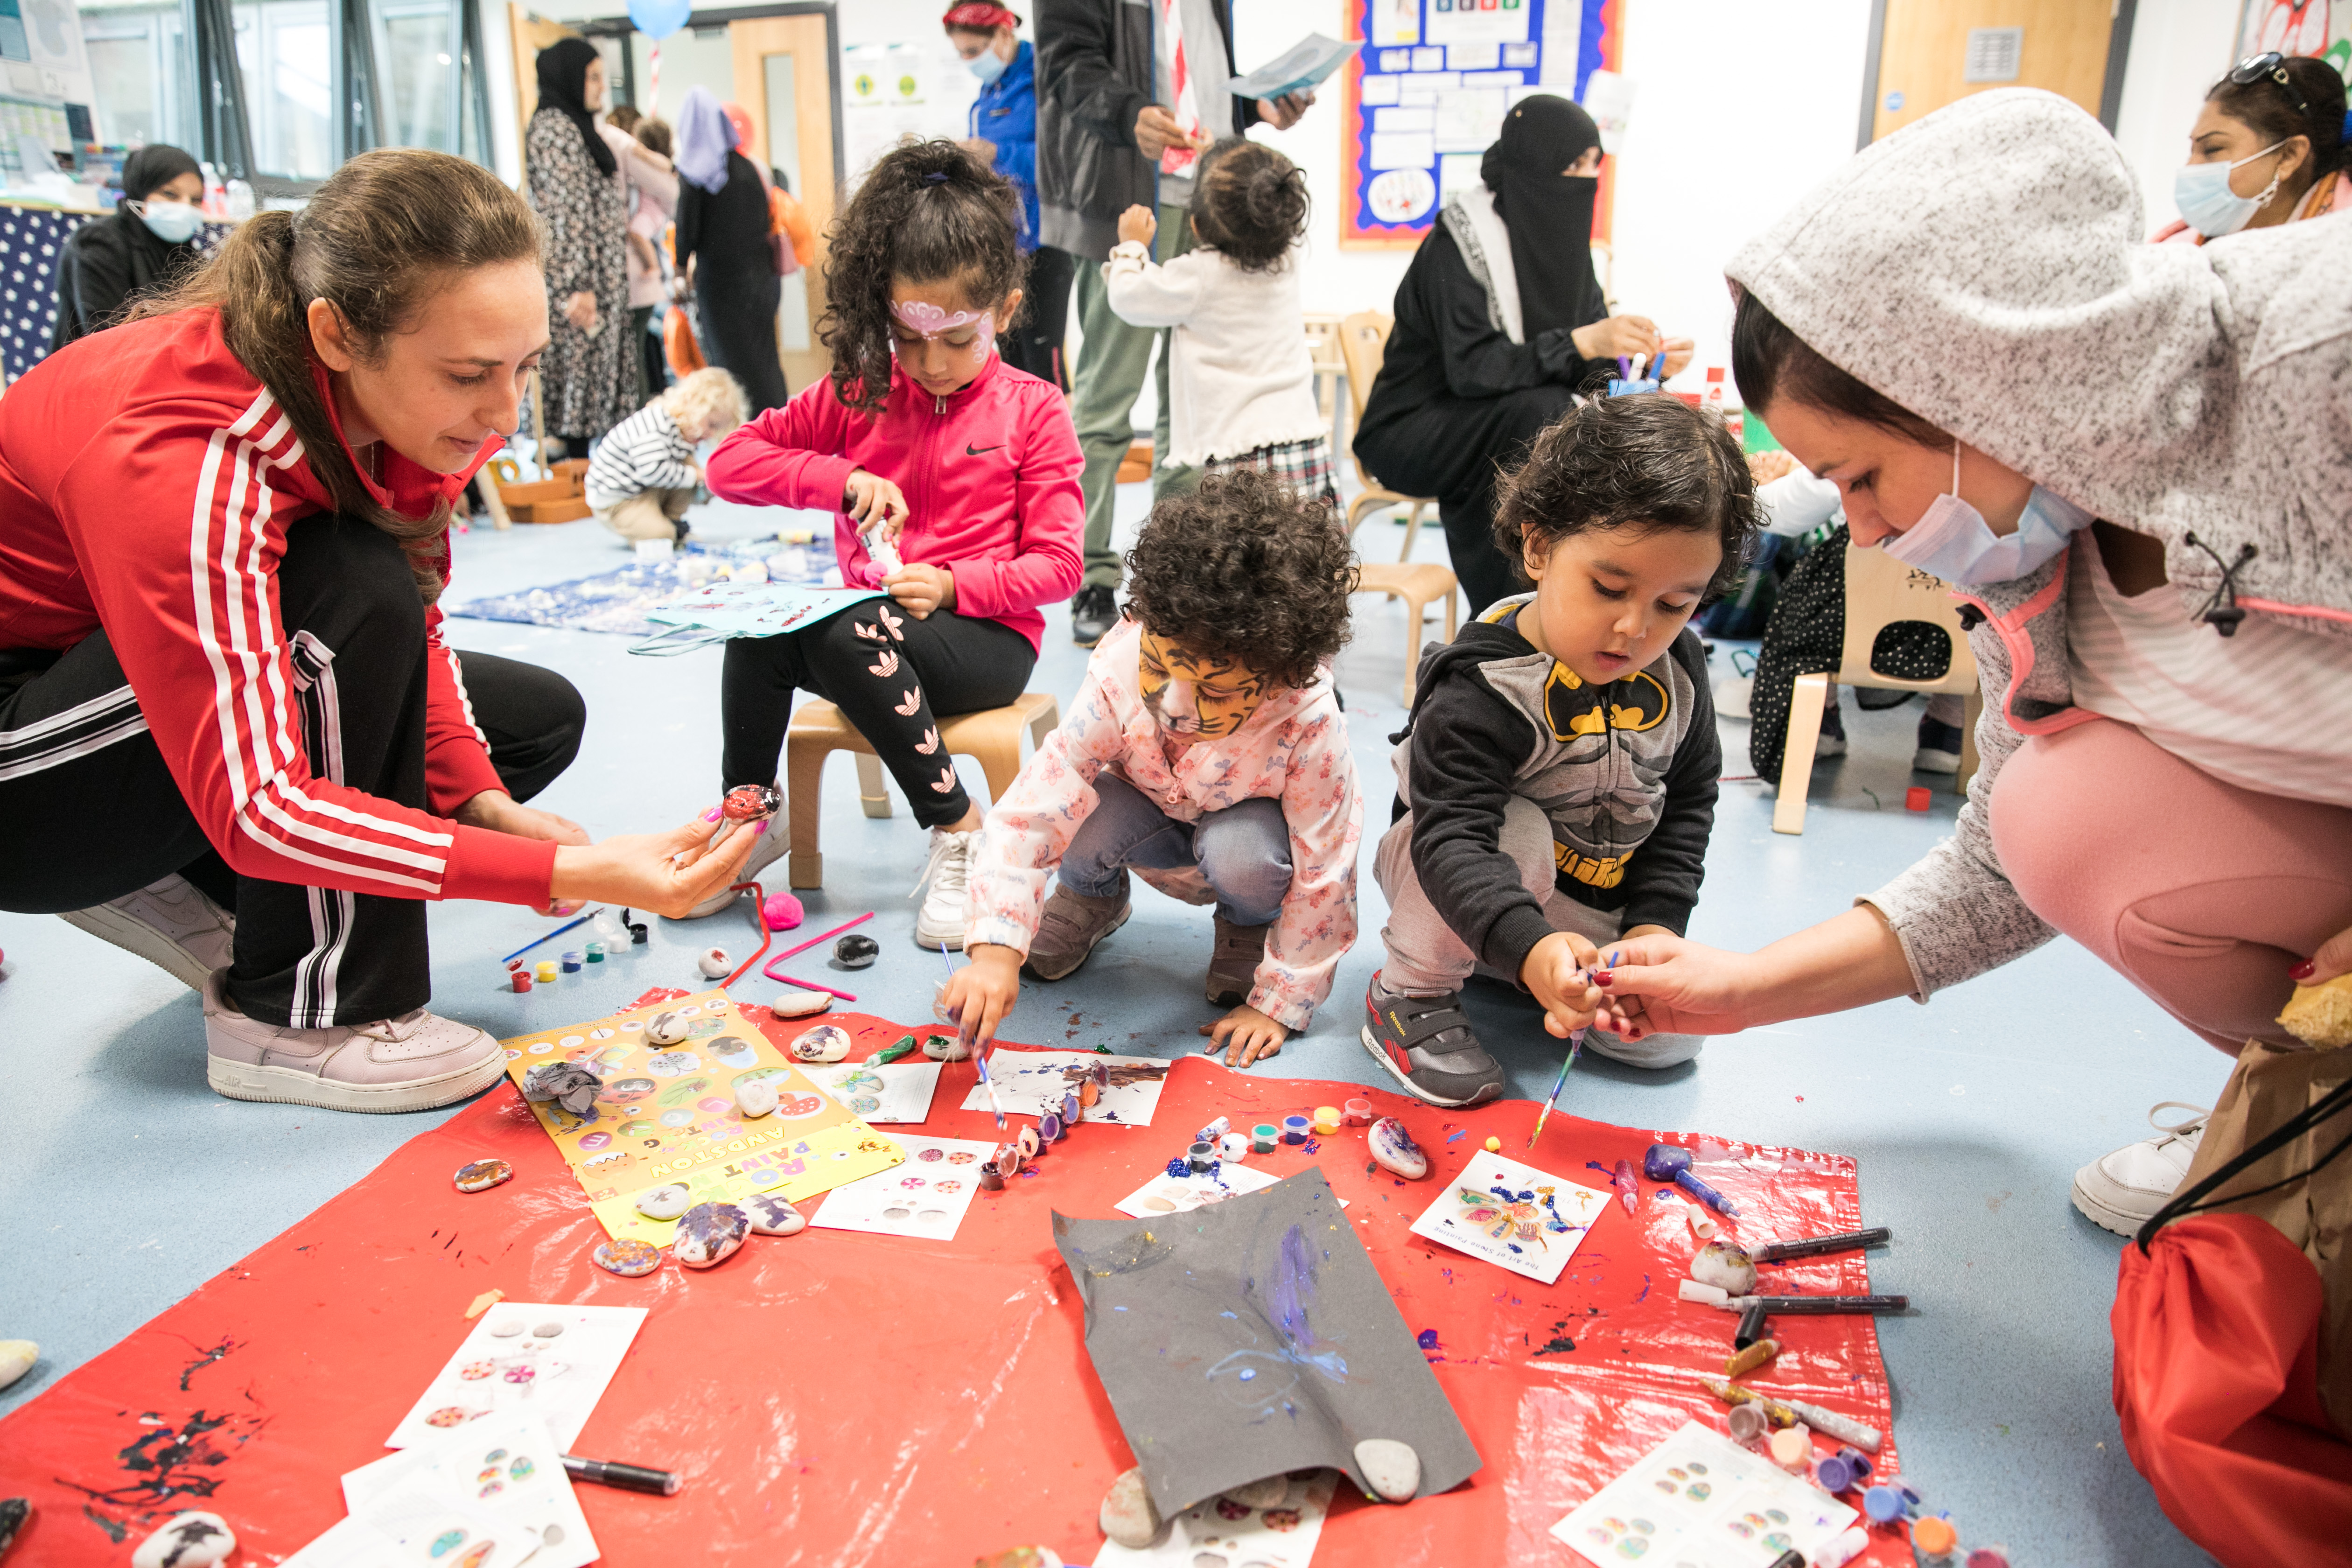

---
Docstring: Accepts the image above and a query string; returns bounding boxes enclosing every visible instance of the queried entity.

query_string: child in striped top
[585,366,747,541]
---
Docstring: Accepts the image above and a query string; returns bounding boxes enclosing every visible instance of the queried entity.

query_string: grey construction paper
[1052,1168,1482,1517]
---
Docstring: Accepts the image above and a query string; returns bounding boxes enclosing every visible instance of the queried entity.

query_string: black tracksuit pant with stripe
[0,514,584,1027]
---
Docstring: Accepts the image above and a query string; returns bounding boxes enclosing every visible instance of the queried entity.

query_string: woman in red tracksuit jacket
[699,140,1082,950]
[0,149,754,1115]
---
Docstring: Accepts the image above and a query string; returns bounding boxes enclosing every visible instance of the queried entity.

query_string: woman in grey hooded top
[1588,88,2352,1238]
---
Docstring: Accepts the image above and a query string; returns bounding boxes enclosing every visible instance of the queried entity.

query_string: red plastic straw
[719,881,775,988]
[770,910,874,963]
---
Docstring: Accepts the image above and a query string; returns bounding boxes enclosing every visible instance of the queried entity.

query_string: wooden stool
[1337,309,1457,702]
[783,692,1060,888]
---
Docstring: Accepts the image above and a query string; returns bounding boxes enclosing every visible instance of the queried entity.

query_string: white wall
[2111,0,2243,233]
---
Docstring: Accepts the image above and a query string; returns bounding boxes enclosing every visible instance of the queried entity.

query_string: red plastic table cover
[0,1007,1911,1566]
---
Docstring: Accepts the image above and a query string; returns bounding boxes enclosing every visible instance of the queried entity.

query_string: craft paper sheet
[338,1415,595,1568]
[1407,1149,1609,1285]
[384,1303,647,1452]
[277,1505,526,1568]
[499,989,902,1244]
[805,1059,942,1123]
[807,1134,998,1239]
[1094,1468,1337,1567]
[643,577,884,640]
[1054,1169,1481,1519]
[1550,1421,1859,1568]
[960,1050,1170,1126]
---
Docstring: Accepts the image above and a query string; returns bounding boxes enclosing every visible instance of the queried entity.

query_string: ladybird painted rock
[744,1193,805,1235]
[721,783,781,821]
[593,1238,663,1277]
[673,1202,750,1268]
[453,1159,512,1193]
[788,1024,853,1063]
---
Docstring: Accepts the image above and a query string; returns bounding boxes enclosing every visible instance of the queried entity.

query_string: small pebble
[763,891,805,931]
[835,933,880,968]
[744,1194,805,1235]
[1222,1476,1288,1511]
[533,1321,564,1339]
[1483,1135,1501,1152]
[696,946,732,979]
[769,988,831,1018]
[673,1202,750,1268]
[131,1512,235,1568]
[453,1158,512,1193]
[1691,1240,1759,1296]
[789,1023,853,1063]
[644,1011,693,1047]
[635,1183,693,1220]
[1367,1117,1428,1180]
[1099,1465,1162,1549]
[593,1238,663,1277]
[0,1339,35,1391]
[1353,1438,1421,1503]
[735,1078,779,1119]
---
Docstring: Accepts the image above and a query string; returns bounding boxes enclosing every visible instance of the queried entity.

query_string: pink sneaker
[203,969,508,1113]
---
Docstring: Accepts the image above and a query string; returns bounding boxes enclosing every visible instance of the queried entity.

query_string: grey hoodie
[1726,88,2352,997]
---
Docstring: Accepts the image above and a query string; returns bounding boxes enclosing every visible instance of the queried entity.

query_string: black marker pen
[560,1455,681,1496]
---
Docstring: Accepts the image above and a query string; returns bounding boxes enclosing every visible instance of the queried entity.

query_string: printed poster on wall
[1341,0,1621,249]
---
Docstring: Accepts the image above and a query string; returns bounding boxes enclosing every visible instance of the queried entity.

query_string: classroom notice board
[1341,0,1621,249]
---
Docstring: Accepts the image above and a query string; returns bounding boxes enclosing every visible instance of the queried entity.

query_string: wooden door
[1869,0,2114,143]
[508,6,583,156]
[729,14,836,392]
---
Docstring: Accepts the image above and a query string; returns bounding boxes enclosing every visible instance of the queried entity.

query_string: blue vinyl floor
[0,482,2228,1565]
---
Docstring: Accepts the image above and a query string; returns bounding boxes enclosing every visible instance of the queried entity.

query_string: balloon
[627,0,691,40]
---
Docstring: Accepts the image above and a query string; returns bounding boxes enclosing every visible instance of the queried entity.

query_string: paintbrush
[499,907,603,966]
[1527,951,1619,1148]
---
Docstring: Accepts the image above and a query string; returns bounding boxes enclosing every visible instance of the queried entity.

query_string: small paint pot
[511,971,534,993]
[978,1162,1005,1191]
[1726,1403,1768,1447]
[1862,1483,1920,1524]
[1187,1140,1215,1173]
[560,950,584,973]
[1061,1091,1082,1126]
[1079,1077,1100,1107]
[1767,1428,1811,1474]
[1344,1097,1373,1127]
[1219,1133,1250,1162]
[585,941,605,962]
[1038,1111,1064,1144]
[1905,785,1932,812]
[1816,1448,1871,1493]
[1089,1062,1110,1088]
[1281,1115,1310,1145]
[996,1143,1023,1177]
[1312,1106,1342,1135]
[1252,1124,1279,1154]
[1195,1116,1229,1142]
[1912,1517,1958,1559]
[1016,1126,1041,1161]
[1166,1156,1190,1179]
[535,961,559,984]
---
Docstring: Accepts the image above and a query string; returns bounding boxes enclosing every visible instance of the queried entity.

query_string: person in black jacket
[50,144,205,351]
[1354,97,1694,614]
[1035,0,1313,645]
[1362,395,1756,1106]
[672,88,788,415]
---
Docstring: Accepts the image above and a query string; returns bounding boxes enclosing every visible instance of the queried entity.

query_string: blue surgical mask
[968,47,1008,85]
[136,199,202,244]
[2172,140,2284,238]
[1881,439,2092,586]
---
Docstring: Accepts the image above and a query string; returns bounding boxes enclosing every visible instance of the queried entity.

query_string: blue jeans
[1060,772,1292,925]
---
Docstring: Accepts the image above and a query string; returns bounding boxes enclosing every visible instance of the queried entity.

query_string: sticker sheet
[1114,1160,1284,1216]
[806,1134,998,1240]
[499,989,903,1244]
[1095,1468,1337,1567]
[1549,1421,1859,1568]
[959,1050,1171,1126]
[383,1303,647,1452]
[805,1059,942,1123]
[1407,1149,1609,1286]
[341,1415,594,1568]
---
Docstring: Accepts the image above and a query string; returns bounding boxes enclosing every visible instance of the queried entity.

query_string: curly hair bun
[1189,139,1309,273]
[1122,469,1356,690]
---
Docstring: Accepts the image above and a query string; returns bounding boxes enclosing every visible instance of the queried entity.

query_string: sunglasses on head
[2227,51,2313,122]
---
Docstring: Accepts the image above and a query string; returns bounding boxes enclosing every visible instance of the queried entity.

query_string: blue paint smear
[1205,1221,1350,1402]
[1416,1329,1440,1349]
[1447,1129,1468,1143]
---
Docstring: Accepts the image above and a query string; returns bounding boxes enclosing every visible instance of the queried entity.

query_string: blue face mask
[1881,440,2093,586]
[968,46,1008,85]
[136,199,202,244]
[2172,140,2284,238]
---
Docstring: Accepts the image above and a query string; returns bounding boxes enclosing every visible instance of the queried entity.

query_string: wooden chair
[1302,311,1346,428]
[1771,546,1984,835]
[783,693,1060,888]
[1336,310,1457,704]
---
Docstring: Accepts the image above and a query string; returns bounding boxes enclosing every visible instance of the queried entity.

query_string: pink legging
[1990,717,2352,1053]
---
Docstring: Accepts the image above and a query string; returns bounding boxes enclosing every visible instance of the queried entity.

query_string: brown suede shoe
[1207,916,1271,1007]
[1025,884,1131,980]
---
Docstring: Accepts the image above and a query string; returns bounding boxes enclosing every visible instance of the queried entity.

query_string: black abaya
[676,150,788,415]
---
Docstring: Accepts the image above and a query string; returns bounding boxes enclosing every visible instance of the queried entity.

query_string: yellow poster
[500,989,903,1245]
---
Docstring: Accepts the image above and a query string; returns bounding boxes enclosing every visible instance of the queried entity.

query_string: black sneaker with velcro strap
[1359,971,1506,1107]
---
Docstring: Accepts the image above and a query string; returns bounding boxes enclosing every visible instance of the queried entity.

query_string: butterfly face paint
[1138,627,1274,745]
[889,296,998,396]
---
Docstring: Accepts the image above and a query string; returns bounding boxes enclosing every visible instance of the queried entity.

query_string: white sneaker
[57,873,235,989]
[2071,1102,2209,1236]
[203,968,510,1113]
[685,795,787,919]
[912,827,978,950]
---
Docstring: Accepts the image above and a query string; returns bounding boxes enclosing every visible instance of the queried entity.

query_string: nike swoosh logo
[965,443,1003,456]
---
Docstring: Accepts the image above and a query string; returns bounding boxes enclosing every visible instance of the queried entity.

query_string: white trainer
[2071,1101,2210,1236]
[684,795,787,920]
[57,873,235,990]
[912,827,978,950]
[203,969,509,1113]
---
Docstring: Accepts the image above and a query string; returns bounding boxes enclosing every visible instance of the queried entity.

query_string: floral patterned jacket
[966,618,1363,1031]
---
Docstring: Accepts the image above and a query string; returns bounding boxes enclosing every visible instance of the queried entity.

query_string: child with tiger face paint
[940,471,1364,1067]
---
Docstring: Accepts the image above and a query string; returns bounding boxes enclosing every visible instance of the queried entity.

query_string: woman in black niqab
[1483,95,1609,337]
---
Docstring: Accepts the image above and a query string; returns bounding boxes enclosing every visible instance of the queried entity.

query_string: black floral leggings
[720,600,1035,829]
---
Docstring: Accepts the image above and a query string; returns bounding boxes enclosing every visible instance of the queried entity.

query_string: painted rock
[635,1183,693,1221]
[734,1078,779,1119]
[1099,1465,1162,1549]
[1353,1438,1421,1503]
[1367,1117,1428,1180]
[769,987,831,1018]
[1690,1240,1758,1296]
[453,1158,512,1193]
[0,1339,35,1391]
[789,1024,853,1063]
[593,1238,663,1277]
[834,933,880,968]
[673,1202,750,1268]
[644,1011,693,1047]
[744,1194,805,1235]
[722,783,781,821]
[1643,1141,1693,1181]
[131,1511,236,1568]
[922,1031,971,1062]
[975,1551,1063,1568]
[696,946,732,978]
[1222,1475,1288,1511]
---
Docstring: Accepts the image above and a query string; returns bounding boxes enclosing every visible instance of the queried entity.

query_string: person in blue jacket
[945,1,1073,390]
